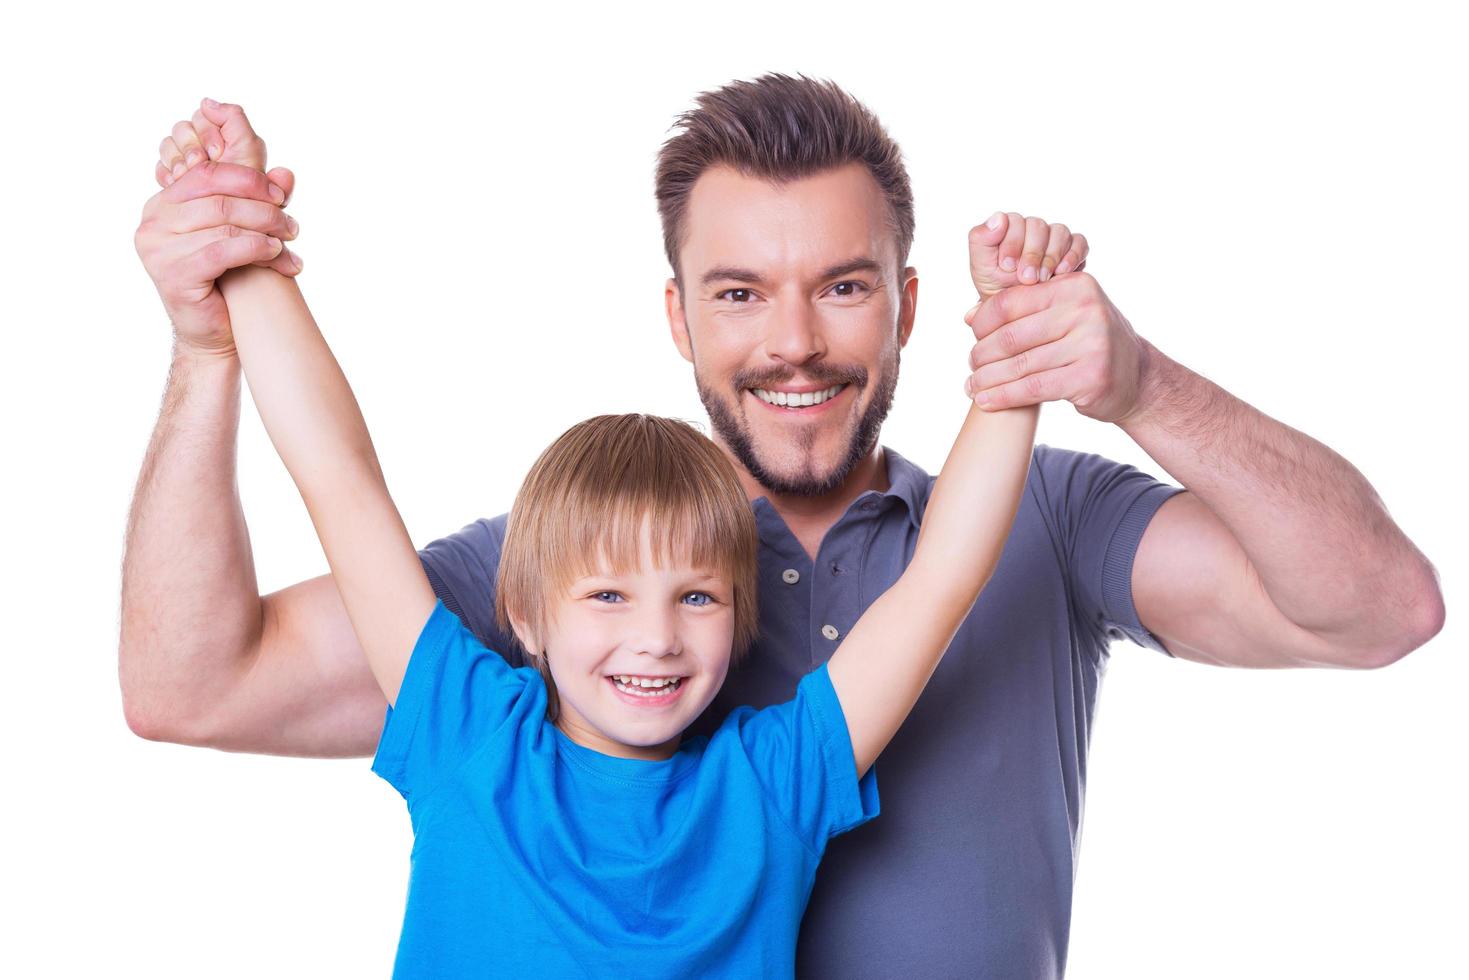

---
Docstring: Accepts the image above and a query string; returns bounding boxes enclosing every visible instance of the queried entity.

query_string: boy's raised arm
[220,266,436,706]
[827,399,1039,777]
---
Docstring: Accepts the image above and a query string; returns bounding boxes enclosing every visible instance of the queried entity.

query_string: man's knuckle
[999,325,1022,356]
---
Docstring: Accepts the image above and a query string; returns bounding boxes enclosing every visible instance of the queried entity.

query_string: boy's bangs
[549,486,742,595]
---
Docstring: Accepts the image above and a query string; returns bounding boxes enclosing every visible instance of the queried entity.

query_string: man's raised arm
[120,102,391,755]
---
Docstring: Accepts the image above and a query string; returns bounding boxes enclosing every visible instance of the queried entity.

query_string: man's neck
[728,447,891,561]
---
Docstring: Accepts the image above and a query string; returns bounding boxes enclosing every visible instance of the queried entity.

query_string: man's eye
[683,592,715,607]
[716,288,755,303]
[831,281,868,297]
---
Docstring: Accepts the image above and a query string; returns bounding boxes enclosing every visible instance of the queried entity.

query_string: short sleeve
[1031,444,1185,654]
[735,663,880,855]
[371,599,534,804]
[416,514,525,667]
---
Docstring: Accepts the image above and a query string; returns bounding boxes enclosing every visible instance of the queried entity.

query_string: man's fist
[967,212,1088,300]
[961,271,1148,423]
[135,99,300,358]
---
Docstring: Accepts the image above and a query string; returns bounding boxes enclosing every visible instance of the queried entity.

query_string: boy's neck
[556,715,683,762]
[729,447,891,562]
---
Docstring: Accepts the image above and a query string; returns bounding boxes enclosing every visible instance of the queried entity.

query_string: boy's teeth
[752,384,845,407]
[612,675,681,696]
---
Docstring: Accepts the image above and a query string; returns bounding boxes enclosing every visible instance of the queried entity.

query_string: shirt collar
[749,445,933,549]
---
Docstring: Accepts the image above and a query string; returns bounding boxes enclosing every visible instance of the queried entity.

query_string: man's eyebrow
[699,256,884,289]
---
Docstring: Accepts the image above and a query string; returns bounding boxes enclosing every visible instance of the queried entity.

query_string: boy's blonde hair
[494,414,760,719]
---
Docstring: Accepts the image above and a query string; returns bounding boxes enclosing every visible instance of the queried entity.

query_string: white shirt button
[782,568,800,585]
[821,624,840,641]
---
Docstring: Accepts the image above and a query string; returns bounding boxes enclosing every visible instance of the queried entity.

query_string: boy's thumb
[199,98,258,148]
[967,211,1009,250]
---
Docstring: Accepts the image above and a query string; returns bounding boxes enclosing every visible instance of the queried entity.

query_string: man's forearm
[119,345,263,740]
[1119,340,1443,660]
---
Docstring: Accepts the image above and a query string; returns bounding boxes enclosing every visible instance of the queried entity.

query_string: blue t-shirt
[415,445,1184,979]
[372,599,881,979]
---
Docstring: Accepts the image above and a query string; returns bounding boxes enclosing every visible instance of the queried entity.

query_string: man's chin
[698,371,895,499]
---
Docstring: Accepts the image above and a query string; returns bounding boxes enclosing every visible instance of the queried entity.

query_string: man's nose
[763,296,824,365]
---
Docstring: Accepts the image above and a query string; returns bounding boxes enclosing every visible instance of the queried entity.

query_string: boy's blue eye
[589,591,716,605]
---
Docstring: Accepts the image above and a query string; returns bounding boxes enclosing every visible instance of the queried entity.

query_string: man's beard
[696,349,899,498]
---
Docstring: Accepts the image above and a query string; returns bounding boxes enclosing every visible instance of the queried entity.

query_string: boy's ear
[507,615,542,662]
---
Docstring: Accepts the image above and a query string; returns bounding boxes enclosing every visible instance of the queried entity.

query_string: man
[124,75,1443,978]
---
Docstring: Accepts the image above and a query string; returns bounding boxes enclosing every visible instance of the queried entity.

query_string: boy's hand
[157,98,274,183]
[967,212,1088,299]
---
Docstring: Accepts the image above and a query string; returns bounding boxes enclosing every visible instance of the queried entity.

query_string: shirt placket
[807,494,886,668]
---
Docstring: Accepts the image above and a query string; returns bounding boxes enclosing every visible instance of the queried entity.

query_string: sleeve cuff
[370,599,454,798]
[805,663,881,840]
[1100,484,1187,655]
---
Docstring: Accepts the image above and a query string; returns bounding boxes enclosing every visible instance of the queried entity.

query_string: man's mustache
[733,366,868,391]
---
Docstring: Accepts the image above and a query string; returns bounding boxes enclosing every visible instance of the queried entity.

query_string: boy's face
[533,523,736,761]
[667,162,918,497]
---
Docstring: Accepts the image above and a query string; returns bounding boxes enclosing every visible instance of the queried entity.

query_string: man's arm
[964,274,1445,668]
[121,105,394,753]
[1122,344,1444,668]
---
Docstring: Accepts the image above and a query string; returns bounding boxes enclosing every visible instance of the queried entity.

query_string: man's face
[666,163,918,497]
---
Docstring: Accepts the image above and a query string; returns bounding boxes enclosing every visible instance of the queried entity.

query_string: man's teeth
[752,384,846,408]
[612,675,683,696]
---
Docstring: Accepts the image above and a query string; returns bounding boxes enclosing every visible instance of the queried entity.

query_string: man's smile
[749,383,849,408]
[746,383,851,416]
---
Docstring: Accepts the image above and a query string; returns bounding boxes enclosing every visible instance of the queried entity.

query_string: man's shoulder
[420,514,510,560]
[416,514,512,642]
[888,441,1124,507]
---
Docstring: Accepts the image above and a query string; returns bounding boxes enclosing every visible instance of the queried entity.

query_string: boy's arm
[219,266,435,707]
[827,401,1039,778]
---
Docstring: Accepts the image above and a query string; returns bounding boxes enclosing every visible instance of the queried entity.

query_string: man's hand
[134,99,300,358]
[961,273,1149,423]
[967,211,1088,299]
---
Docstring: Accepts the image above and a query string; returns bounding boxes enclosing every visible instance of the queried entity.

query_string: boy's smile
[528,522,736,762]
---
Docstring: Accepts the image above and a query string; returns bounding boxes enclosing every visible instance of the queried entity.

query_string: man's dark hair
[654,72,915,296]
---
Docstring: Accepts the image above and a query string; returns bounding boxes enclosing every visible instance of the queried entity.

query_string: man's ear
[897,266,919,348]
[666,277,695,364]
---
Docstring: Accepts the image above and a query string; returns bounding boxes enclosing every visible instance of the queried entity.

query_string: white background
[2,2,1463,977]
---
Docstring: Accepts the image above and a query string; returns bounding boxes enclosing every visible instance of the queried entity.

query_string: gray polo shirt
[415,444,1183,980]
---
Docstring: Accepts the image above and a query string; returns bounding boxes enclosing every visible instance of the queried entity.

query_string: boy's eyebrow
[699,256,883,288]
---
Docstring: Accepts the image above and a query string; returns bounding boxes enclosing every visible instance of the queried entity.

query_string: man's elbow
[118,645,219,747]
[1352,568,1446,670]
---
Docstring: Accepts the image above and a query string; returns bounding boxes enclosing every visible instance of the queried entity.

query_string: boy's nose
[632,606,682,659]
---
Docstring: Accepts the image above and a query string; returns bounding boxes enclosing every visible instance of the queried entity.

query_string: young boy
[159,102,1039,978]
